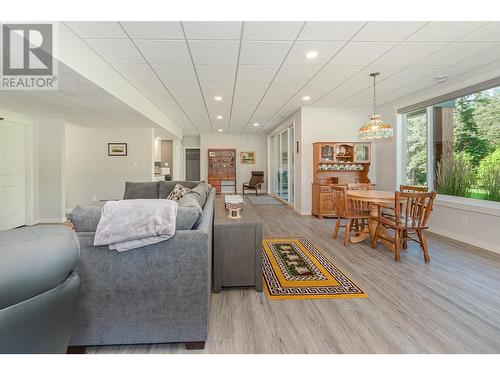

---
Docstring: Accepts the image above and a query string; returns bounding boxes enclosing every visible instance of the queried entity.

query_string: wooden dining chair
[347,182,375,213]
[347,182,376,191]
[399,185,428,193]
[332,186,372,247]
[371,191,437,262]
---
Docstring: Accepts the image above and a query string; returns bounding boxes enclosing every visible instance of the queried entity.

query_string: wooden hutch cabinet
[208,148,237,194]
[311,142,371,218]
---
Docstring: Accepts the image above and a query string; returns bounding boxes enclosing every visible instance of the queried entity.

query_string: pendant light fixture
[359,72,393,140]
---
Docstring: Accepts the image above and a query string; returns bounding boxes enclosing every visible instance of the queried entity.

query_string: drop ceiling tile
[382,65,447,83]
[234,80,270,95]
[237,65,280,82]
[167,82,203,101]
[339,93,373,107]
[377,82,436,104]
[304,65,360,91]
[433,65,482,81]
[299,21,366,41]
[373,42,448,65]
[85,39,145,63]
[356,65,406,81]
[418,42,494,66]
[113,63,161,86]
[329,42,397,66]
[195,65,236,82]
[66,22,127,38]
[285,42,345,65]
[460,22,500,42]
[239,41,293,65]
[183,21,242,40]
[188,40,239,65]
[352,21,427,42]
[200,82,234,101]
[273,65,321,87]
[135,40,191,64]
[121,21,183,39]
[407,21,488,42]
[152,64,197,82]
[375,81,413,95]
[457,44,500,65]
[243,21,303,41]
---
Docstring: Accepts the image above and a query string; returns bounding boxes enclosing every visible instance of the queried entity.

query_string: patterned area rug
[262,237,367,300]
[247,195,283,205]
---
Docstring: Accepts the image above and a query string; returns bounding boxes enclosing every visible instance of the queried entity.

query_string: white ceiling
[0,64,163,130]
[64,21,500,135]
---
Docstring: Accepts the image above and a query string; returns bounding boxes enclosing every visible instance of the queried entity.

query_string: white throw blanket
[94,199,178,252]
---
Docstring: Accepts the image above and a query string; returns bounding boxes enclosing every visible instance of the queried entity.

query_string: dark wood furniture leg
[67,346,86,354]
[186,341,206,350]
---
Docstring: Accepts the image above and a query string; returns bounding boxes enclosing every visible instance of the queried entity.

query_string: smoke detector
[434,75,449,84]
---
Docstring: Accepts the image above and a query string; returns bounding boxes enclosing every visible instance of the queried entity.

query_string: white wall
[65,125,154,210]
[269,107,373,215]
[200,133,267,193]
[183,135,201,148]
[37,119,66,222]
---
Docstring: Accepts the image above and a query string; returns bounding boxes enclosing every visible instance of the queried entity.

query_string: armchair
[243,171,264,196]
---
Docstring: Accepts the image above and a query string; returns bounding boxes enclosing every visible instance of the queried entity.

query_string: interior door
[0,121,26,230]
[185,148,201,181]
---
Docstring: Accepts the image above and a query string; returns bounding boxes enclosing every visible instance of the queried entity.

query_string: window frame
[397,80,500,209]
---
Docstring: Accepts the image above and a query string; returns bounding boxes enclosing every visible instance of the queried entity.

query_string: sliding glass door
[269,125,294,204]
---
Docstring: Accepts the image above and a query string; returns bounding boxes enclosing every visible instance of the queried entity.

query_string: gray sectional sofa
[69,181,214,350]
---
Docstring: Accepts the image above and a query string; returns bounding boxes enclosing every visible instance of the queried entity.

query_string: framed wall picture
[240,151,255,164]
[108,143,127,156]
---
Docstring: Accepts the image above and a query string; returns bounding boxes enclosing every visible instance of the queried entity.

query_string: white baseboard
[294,207,311,216]
[38,217,67,224]
[428,227,500,255]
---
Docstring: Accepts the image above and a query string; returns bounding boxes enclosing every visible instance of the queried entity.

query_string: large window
[402,85,500,202]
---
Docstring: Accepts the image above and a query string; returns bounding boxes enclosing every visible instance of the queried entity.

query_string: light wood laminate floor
[88,202,500,354]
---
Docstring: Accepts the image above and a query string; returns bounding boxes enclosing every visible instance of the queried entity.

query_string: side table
[213,195,263,292]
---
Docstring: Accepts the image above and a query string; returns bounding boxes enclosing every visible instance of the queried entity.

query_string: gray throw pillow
[176,194,203,230]
[188,182,210,207]
[123,181,159,199]
[70,204,103,232]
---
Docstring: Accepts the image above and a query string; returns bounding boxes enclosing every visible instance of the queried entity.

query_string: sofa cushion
[123,181,159,199]
[176,194,203,230]
[159,180,201,198]
[0,225,79,310]
[187,182,211,207]
[167,183,191,202]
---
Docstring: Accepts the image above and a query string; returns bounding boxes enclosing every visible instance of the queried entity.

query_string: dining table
[346,190,396,252]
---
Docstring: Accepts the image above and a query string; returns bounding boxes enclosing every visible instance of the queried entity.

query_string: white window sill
[434,194,500,217]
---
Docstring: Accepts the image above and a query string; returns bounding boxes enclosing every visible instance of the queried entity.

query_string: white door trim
[0,111,35,227]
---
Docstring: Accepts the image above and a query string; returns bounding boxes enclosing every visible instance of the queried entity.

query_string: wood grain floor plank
[86,203,500,354]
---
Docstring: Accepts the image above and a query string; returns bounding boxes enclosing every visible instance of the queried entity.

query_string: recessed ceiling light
[217,128,223,132]
[305,51,318,59]
[253,122,259,127]
[216,115,223,119]
[434,75,449,83]
[302,96,311,101]
[214,96,223,101]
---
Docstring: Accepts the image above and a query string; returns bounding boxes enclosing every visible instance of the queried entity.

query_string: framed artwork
[108,143,127,156]
[240,151,255,164]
